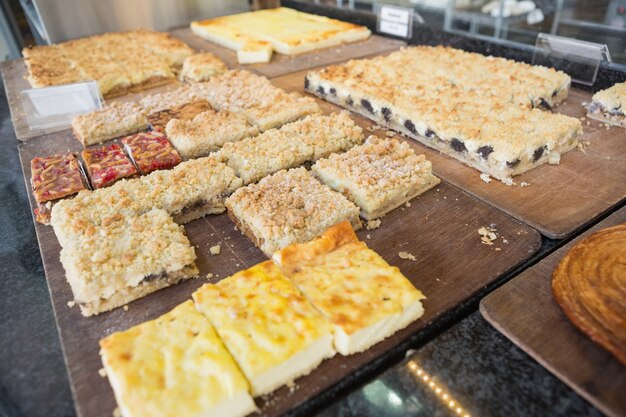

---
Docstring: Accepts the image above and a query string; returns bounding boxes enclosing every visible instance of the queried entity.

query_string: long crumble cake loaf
[585,81,626,128]
[225,167,361,257]
[312,136,440,219]
[100,300,256,417]
[165,110,259,159]
[51,157,242,248]
[193,261,334,396]
[202,70,321,131]
[273,221,425,355]
[216,111,363,184]
[60,208,198,316]
[305,48,582,182]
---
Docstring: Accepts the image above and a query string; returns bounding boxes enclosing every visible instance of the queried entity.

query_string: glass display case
[308,0,626,67]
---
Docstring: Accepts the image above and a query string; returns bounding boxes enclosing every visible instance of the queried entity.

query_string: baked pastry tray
[0,28,404,142]
[17,126,540,416]
[271,70,626,239]
[480,206,626,417]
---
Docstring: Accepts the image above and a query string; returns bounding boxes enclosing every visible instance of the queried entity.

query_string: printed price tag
[377,5,413,39]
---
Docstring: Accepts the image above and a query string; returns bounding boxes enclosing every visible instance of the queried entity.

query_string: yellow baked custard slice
[100,300,256,417]
[192,260,334,396]
[190,7,370,64]
[273,221,425,355]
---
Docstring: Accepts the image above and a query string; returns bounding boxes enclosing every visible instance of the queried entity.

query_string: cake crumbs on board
[209,244,221,255]
[366,219,381,230]
[398,251,416,261]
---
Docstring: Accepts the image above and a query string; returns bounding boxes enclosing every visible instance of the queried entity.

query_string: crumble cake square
[81,143,138,189]
[273,221,425,355]
[60,208,198,316]
[585,81,626,128]
[202,70,321,131]
[72,101,148,147]
[179,52,228,83]
[100,300,257,417]
[165,109,259,159]
[216,112,363,185]
[225,167,361,257]
[193,260,334,396]
[121,131,182,174]
[312,136,440,219]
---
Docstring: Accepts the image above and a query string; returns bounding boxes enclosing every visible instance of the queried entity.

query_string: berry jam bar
[121,131,182,174]
[30,153,89,224]
[81,143,138,189]
[146,100,212,132]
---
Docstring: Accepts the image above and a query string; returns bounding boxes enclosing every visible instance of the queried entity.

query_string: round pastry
[552,223,626,366]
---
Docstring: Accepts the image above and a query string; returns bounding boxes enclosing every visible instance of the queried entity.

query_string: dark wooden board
[271,69,626,239]
[17,127,540,417]
[1,28,403,142]
[169,28,405,79]
[480,207,626,417]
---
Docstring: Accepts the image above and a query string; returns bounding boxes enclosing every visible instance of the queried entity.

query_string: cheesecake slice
[273,221,425,355]
[193,261,334,396]
[100,300,256,417]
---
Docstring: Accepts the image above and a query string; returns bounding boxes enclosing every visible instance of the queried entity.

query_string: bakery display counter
[0,2,624,417]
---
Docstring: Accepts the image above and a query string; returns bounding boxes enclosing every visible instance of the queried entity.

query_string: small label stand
[376,4,414,39]
[532,33,611,86]
[21,81,103,131]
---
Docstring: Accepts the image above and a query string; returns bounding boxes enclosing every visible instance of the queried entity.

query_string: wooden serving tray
[170,28,406,79]
[18,126,540,416]
[0,28,403,142]
[480,206,626,417]
[271,70,626,239]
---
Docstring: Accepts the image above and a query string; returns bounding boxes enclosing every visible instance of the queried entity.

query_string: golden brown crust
[274,220,358,275]
[552,224,626,365]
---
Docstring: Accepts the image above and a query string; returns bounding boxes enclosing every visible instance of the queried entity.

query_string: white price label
[378,5,413,39]
[380,20,410,37]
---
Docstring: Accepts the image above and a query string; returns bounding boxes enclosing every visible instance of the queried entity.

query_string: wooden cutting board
[0,29,403,142]
[271,69,626,239]
[480,206,626,417]
[17,127,540,417]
